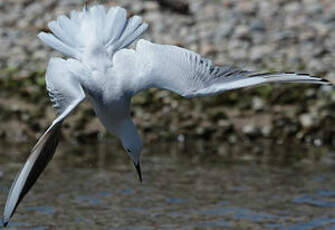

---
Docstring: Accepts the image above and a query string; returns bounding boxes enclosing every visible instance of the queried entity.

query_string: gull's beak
[133,162,142,183]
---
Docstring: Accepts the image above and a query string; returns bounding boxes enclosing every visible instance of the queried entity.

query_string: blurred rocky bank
[0,0,334,151]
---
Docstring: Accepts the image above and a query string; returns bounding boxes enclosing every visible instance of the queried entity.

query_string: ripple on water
[318,190,335,197]
[166,197,190,204]
[268,216,335,230]
[76,195,102,205]
[95,191,113,197]
[25,206,56,215]
[1,141,335,229]
[201,207,277,222]
[126,207,149,214]
[193,219,231,227]
[0,220,46,230]
[119,188,133,195]
[109,226,153,230]
[325,224,335,230]
[293,189,335,207]
[0,221,29,228]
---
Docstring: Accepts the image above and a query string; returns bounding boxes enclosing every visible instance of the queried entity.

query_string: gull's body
[3,4,331,226]
[86,69,142,163]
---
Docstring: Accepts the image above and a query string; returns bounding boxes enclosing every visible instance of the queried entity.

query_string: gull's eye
[127,148,132,153]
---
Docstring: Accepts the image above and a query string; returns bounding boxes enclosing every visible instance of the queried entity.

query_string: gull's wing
[3,58,86,226]
[113,39,330,97]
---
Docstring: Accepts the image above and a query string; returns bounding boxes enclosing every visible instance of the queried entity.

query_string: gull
[3,4,331,226]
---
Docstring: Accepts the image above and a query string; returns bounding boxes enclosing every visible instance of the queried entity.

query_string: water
[0,140,334,229]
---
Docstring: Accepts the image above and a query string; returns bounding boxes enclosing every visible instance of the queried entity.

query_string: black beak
[133,162,142,183]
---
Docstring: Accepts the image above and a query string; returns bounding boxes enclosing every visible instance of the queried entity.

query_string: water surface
[0,140,334,229]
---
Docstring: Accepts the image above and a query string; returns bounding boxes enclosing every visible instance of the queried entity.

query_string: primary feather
[3,58,86,226]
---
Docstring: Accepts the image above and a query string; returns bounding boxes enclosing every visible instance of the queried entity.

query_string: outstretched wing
[3,58,87,226]
[113,39,330,97]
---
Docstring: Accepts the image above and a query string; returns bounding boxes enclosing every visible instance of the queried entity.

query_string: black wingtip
[320,78,332,85]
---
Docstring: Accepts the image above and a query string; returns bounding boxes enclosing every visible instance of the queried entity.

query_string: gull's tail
[38,5,148,60]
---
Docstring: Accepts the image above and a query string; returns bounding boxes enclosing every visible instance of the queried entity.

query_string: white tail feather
[105,7,127,46]
[38,32,81,59]
[38,5,148,62]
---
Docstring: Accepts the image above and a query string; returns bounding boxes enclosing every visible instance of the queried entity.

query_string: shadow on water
[0,139,334,229]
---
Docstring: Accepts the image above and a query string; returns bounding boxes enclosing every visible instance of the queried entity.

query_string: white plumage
[3,4,331,226]
[38,5,148,69]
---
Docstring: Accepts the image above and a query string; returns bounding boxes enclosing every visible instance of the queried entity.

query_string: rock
[261,126,272,137]
[249,45,273,61]
[284,2,301,13]
[313,22,330,37]
[235,1,257,14]
[308,59,327,73]
[234,25,250,40]
[177,134,185,142]
[242,125,256,135]
[313,138,322,146]
[215,22,235,41]
[271,30,296,41]
[304,1,323,14]
[299,114,314,128]
[200,43,217,56]
[229,48,248,60]
[156,0,189,14]
[250,19,265,32]
[59,0,82,5]
[143,1,159,11]
[33,50,48,60]
[252,97,264,111]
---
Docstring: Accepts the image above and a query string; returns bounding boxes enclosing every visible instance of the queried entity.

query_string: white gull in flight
[3,4,331,226]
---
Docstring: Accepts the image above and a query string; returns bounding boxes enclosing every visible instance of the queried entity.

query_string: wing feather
[3,58,86,226]
[115,39,330,97]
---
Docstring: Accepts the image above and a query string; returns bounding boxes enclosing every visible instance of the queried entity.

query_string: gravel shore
[0,0,334,148]
[1,0,335,79]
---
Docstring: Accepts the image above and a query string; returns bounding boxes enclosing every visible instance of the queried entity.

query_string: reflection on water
[0,140,334,229]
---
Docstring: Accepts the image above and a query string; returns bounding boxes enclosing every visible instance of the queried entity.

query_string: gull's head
[119,122,143,182]
[124,143,142,182]
[122,137,142,165]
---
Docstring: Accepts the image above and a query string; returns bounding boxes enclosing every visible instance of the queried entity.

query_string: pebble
[252,97,264,111]
[299,114,314,128]
[249,45,273,61]
[234,25,251,40]
[0,0,334,145]
[0,0,333,85]
[249,19,265,32]
[242,125,257,135]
